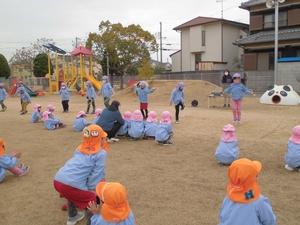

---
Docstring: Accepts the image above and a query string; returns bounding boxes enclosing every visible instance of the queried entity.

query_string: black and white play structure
[260,85,300,105]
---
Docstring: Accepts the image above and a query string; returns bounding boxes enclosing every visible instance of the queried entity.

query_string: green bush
[0,54,11,79]
[33,53,53,77]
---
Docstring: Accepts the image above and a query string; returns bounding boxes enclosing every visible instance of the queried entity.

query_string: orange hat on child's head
[96,182,131,222]
[0,138,5,156]
[78,125,108,155]
[227,158,262,203]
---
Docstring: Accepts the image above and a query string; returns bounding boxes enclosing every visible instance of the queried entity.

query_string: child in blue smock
[19,89,31,115]
[0,83,7,112]
[144,111,158,139]
[15,81,26,112]
[285,125,300,171]
[92,108,103,124]
[42,110,65,130]
[135,81,156,120]
[73,111,89,132]
[128,110,145,139]
[218,158,276,225]
[170,82,185,123]
[31,104,42,123]
[117,111,132,137]
[86,81,96,114]
[54,125,109,225]
[0,138,29,182]
[100,76,114,108]
[155,111,173,145]
[59,82,70,112]
[215,124,239,165]
[87,181,135,225]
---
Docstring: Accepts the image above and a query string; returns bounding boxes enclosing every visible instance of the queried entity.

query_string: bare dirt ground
[0,80,299,225]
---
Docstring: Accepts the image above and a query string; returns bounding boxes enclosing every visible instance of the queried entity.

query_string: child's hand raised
[11,151,21,158]
[87,201,99,214]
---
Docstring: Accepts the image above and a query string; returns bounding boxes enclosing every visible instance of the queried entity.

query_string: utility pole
[75,37,79,48]
[160,22,163,64]
[274,0,279,84]
[106,53,109,76]
[216,0,224,19]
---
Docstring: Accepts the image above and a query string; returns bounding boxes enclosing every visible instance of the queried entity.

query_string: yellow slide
[84,74,102,91]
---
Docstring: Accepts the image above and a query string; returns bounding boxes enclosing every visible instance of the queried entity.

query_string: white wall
[181,28,193,71]
[170,51,181,72]
[201,23,222,62]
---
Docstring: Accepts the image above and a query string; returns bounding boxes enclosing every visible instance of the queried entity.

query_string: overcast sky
[0,0,249,62]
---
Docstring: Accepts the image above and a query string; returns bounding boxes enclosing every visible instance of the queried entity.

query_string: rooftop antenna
[216,0,225,19]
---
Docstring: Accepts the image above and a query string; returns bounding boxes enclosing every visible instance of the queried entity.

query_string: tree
[33,53,53,77]
[86,21,158,76]
[138,60,154,79]
[0,54,11,79]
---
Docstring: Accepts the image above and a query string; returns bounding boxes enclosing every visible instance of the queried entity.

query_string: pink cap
[139,81,148,88]
[147,111,157,123]
[160,111,172,124]
[132,110,143,121]
[232,73,241,78]
[76,111,87,118]
[95,108,103,117]
[221,124,237,142]
[123,111,132,121]
[42,111,51,121]
[46,104,55,112]
[290,125,300,144]
[33,104,42,112]
[0,83,4,87]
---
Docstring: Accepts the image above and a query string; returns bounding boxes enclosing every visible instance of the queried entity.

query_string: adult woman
[221,69,233,108]
[95,100,124,142]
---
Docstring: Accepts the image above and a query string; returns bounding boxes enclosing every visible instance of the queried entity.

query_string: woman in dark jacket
[221,69,233,108]
[95,100,124,142]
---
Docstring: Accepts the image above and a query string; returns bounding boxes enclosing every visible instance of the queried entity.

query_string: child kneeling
[31,104,42,123]
[144,111,158,139]
[117,111,132,137]
[128,110,145,140]
[73,111,89,132]
[155,111,173,145]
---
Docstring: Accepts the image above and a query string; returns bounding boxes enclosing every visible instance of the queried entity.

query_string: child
[54,125,108,225]
[87,181,135,225]
[73,111,89,132]
[15,81,25,112]
[92,108,103,124]
[31,104,43,123]
[128,110,145,140]
[100,76,114,108]
[155,111,173,145]
[59,82,70,112]
[42,111,65,130]
[218,158,276,225]
[170,82,185,124]
[86,81,97,114]
[224,73,252,124]
[284,125,300,171]
[215,124,239,165]
[135,81,155,120]
[144,111,158,139]
[0,138,29,182]
[0,83,7,112]
[19,88,31,115]
[117,111,132,137]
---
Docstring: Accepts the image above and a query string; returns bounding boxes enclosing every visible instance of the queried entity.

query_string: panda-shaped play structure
[260,85,300,105]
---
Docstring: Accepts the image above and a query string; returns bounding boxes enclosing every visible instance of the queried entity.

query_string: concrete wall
[170,51,181,72]
[278,62,300,92]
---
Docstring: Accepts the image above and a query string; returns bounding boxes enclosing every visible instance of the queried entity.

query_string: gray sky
[0,0,249,62]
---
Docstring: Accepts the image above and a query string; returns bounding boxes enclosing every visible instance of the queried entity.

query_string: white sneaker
[110,137,120,142]
[285,164,294,171]
[175,121,180,124]
[66,211,85,225]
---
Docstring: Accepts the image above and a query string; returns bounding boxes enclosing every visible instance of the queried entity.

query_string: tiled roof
[240,0,266,9]
[235,28,300,45]
[173,16,248,30]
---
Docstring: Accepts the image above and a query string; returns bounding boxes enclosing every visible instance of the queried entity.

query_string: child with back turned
[144,111,158,139]
[284,125,300,171]
[155,111,173,145]
[0,83,7,112]
[128,110,145,140]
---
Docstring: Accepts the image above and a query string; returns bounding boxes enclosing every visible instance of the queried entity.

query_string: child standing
[135,81,155,120]
[0,83,7,112]
[224,73,252,124]
[144,111,158,139]
[54,125,108,225]
[86,81,97,114]
[284,125,300,171]
[128,110,145,139]
[117,111,132,137]
[218,158,276,225]
[215,124,239,165]
[15,81,25,112]
[100,76,114,108]
[0,138,29,182]
[170,82,185,124]
[155,111,173,145]
[73,111,89,132]
[31,104,43,123]
[59,82,70,113]
[87,181,135,225]
[19,89,31,115]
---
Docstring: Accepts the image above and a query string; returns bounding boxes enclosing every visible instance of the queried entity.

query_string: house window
[202,30,206,46]
[264,11,287,29]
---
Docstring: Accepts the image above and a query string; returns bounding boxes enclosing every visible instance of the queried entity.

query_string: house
[170,16,248,72]
[236,0,300,71]
[150,59,172,72]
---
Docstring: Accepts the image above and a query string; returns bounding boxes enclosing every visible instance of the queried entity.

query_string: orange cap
[96,182,131,222]
[78,125,108,155]
[0,138,5,156]
[227,158,262,203]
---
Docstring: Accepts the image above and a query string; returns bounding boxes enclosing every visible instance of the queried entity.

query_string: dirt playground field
[0,80,300,225]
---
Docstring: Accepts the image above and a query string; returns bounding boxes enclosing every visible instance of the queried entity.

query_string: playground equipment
[260,85,300,105]
[9,79,38,97]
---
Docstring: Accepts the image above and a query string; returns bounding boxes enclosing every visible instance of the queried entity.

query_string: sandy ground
[0,80,300,225]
